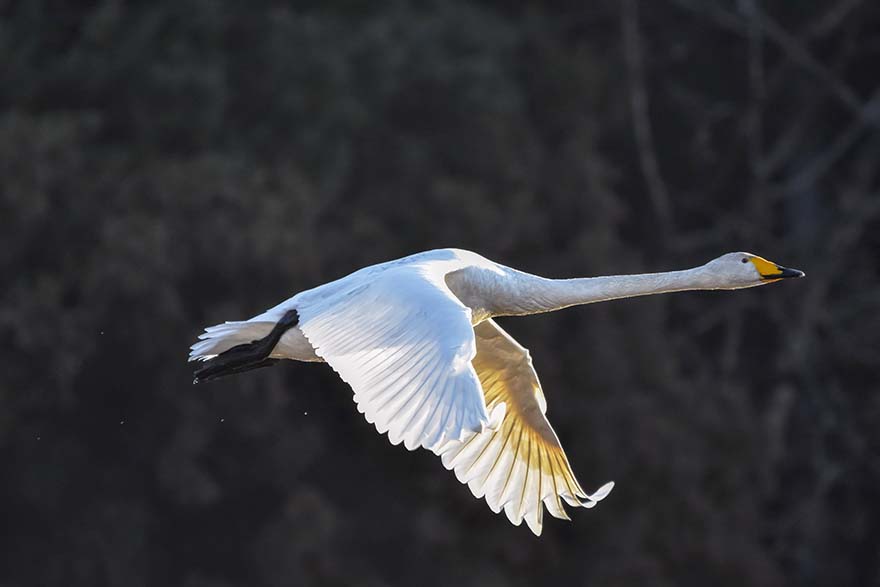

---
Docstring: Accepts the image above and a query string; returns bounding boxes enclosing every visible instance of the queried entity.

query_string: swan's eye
[741,258,749,263]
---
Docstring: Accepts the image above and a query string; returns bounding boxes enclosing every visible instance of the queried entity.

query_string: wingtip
[591,481,615,501]
[576,481,615,508]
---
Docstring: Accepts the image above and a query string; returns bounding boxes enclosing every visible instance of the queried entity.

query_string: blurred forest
[2,0,879,586]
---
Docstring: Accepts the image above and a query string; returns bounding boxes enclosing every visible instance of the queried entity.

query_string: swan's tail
[189,321,271,361]
[189,310,299,383]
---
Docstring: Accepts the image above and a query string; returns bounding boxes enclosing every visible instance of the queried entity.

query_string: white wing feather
[296,263,497,453]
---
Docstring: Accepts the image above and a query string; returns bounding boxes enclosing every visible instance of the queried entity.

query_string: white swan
[189,248,804,535]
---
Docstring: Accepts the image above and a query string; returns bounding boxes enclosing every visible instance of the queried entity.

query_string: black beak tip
[768,265,805,279]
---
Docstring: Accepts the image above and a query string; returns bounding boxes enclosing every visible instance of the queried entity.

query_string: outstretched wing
[440,319,613,535]
[297,264,500,453]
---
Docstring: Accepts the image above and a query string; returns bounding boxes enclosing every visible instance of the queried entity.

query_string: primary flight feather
[189,248,804,535]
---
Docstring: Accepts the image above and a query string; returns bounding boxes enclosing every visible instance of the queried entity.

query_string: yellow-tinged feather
[440,319,612,535]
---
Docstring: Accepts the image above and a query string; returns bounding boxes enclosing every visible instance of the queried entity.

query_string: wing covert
[297,265,497,453]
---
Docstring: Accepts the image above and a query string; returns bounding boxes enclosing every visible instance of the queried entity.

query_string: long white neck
[491,265,715,317]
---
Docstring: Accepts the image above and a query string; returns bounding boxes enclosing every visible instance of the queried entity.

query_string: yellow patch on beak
[749,255,779,278]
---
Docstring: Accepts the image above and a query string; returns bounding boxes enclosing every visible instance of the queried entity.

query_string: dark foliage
[2,1,879,585]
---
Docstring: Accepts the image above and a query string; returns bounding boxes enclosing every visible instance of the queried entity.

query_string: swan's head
[703,252,805,289]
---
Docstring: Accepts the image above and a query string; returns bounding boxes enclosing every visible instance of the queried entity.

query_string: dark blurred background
[2,1,879,585]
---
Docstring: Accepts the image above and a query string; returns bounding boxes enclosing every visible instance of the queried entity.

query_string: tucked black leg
[193,309,299,384]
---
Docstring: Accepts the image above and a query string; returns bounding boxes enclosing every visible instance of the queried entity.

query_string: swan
[189,248,804,535]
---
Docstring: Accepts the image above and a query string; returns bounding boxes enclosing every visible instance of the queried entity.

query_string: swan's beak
[750,256,806,281]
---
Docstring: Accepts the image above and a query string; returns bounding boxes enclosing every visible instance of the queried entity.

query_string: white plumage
[190,247,803,535]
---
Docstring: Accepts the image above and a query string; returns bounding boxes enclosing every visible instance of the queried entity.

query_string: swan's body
[190,248,803,535]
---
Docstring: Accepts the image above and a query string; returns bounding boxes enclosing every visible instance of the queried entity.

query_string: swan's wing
[440,319,613,535]
[297,264,499,453]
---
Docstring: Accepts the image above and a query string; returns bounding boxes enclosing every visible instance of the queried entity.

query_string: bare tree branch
[742,0,766,183]
[786,90,880,192]
[805,0,864,38]
[621,0,675,242]
[669,0,879,128]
